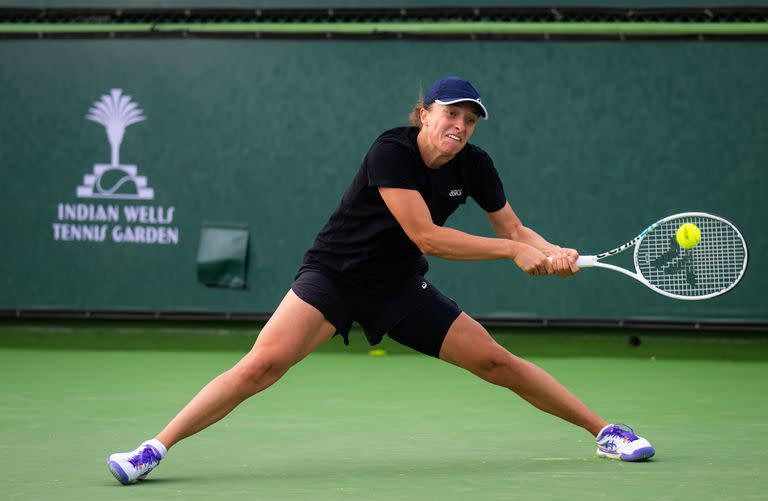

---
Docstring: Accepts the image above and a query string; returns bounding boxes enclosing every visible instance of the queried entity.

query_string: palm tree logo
[77,89,154,200]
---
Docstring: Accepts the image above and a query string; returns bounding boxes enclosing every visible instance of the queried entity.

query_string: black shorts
[290,267,462,358]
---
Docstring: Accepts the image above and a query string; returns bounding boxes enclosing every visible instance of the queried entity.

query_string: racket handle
[575,255,597,267]
[545,255,596,267]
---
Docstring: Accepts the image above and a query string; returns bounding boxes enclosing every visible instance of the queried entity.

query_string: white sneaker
[107,440,165,484]
[595,423,655,462]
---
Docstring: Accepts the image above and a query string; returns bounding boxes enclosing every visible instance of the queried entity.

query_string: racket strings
[636,216,746,298]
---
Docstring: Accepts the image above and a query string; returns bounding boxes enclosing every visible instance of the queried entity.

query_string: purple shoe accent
[621,446,656,462]
[128,445,160,469]
[108,460,130,485]
[598,423,639,442]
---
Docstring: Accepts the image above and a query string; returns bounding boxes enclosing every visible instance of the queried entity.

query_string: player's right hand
[513,245,553,276]
[549,249,580,276]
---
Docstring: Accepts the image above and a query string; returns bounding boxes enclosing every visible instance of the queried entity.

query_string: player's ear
[420,106,429,127]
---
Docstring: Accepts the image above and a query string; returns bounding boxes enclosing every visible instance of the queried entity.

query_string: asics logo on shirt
[448,189,463,197]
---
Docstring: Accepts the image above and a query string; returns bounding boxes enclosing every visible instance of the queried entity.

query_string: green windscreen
[0,40,765,324]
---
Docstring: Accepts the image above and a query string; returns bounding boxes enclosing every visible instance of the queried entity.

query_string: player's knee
[233,352,290,390]
[474,346,525,386]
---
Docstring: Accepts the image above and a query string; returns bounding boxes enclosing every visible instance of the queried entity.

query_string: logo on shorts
[421,282,427,289]
[448,189,463,197]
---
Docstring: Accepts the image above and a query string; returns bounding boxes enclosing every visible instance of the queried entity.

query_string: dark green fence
[1,40,765,324]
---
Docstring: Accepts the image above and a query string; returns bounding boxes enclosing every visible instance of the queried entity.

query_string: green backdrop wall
[1,40,765,323]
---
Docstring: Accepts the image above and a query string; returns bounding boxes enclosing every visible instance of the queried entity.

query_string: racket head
[633,212,748,300]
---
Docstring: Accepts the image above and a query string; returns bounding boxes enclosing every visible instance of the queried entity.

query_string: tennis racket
[571,212,747,300]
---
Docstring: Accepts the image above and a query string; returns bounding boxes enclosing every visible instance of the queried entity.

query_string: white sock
[143,438,168,458]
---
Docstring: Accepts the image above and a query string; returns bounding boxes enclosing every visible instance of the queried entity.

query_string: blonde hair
[408,101,434,129]
[408,85,430,129]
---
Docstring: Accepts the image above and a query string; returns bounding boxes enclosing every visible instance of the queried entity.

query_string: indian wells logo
[78,89,153,200]
[52,89,179,245]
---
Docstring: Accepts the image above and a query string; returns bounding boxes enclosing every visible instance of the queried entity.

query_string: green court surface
[2,322,767,500]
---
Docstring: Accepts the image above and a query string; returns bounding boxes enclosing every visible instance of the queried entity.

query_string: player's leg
[438,313,654,461]
[383,278,603,432]
[386,282,653,461]
[155,289,336,449]
[438,313,606,435]
[108,289,336,484]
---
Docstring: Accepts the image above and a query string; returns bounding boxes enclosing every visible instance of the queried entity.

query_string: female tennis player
[107,76,654,484]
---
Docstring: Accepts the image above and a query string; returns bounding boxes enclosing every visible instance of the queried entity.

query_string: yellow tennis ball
[368,349,387,356]
[676,223,701,249]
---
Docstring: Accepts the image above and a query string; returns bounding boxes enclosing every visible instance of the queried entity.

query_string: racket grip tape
[546,255,596,267]
[575,256,597,267]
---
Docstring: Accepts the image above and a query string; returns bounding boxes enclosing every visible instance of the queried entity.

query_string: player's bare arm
[379,187,553,275]
[486,202,580,276]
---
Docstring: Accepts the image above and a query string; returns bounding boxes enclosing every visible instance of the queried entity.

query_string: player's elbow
[413,227,441,256]
[416,239,437,256]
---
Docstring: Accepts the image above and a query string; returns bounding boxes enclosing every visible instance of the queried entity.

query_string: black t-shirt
[301,126,506,291]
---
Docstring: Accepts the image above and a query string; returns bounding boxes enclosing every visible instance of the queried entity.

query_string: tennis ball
[368,349,387,356]
[676,223,701,249]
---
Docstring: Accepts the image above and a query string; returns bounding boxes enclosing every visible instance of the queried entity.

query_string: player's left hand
[547,247,580,276]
